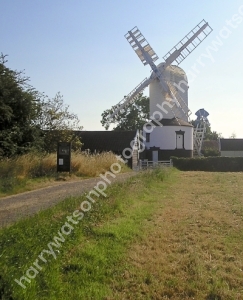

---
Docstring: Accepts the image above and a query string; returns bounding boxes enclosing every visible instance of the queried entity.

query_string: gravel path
[0,172,138,228]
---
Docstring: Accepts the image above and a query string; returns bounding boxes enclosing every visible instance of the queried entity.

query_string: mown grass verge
[0,167,173,300]
[110,171,243,300]
[0,152,130,198]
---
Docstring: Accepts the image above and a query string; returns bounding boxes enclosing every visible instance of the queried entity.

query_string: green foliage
[101,93,149,131]
[172,156,243,172]
[201,147,220,157]
[0,55,83,156]
[0,54,43,157]
[204,126,222,140]
[36,93,83,152]
[0,169,171,299]
[229,132,236,138]
[191,120,222,140]
[201,140,220,157]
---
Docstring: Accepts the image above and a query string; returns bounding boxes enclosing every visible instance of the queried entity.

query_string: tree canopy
[204,127,222,140]
[37,93,82,152]
[191,119,222,140]
[101,93,149,131]
[0,54,43,156]
[0,55,82,157]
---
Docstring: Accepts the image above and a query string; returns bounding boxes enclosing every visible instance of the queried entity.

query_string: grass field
[112,171,243,300]
[1,169,243,299]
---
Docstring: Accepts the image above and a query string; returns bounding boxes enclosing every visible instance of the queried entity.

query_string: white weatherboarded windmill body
[108,20,213,162]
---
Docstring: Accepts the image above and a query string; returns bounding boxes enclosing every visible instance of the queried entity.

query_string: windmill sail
[124,26,169,90]
[108,77,152,119]
[125,27,159,66]
[163,20,213,66]
[107,21,212,136]
[166,80,192,120]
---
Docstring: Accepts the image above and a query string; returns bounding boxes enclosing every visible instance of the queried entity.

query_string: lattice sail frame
[125,27,159,66]
[108,20,213,121]
[163,20,213,66]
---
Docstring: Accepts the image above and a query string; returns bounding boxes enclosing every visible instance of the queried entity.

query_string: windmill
[106,20,213,161]
[193,108,210,156]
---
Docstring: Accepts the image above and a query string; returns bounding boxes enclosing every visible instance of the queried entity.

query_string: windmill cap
[153,62,188,81]
[195,109,209,118]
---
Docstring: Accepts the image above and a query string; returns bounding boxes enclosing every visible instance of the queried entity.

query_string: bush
[201,148,220,157]
[171,156,243,172]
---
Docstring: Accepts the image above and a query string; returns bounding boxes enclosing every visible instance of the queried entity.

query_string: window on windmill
[146,133,150,143]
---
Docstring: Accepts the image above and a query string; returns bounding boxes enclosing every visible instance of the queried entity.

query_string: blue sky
[1,0,243,137]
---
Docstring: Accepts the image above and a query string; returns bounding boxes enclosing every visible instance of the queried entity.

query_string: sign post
[57,142,71,173]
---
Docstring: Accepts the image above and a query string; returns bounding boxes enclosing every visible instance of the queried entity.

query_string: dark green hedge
[171,156,243,172]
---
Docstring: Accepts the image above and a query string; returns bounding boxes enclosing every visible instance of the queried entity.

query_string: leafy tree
[229,132,236,139]
[0,55,83,156]
[204,126,222,140]
[191,119,222,140]
[0,54,42,157]
[190,118,221,156]
[101,93,149,131]
[37,92,83,152]
[201,147,220,157]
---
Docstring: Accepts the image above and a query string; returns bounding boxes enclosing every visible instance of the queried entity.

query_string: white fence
[139,159,173,170]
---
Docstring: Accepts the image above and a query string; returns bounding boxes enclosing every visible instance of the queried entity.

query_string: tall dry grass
[0,152,126,178]
[71,152,120,177]
[0,152,129,194]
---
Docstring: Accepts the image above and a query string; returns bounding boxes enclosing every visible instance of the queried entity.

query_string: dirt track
[0,172,137,228]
